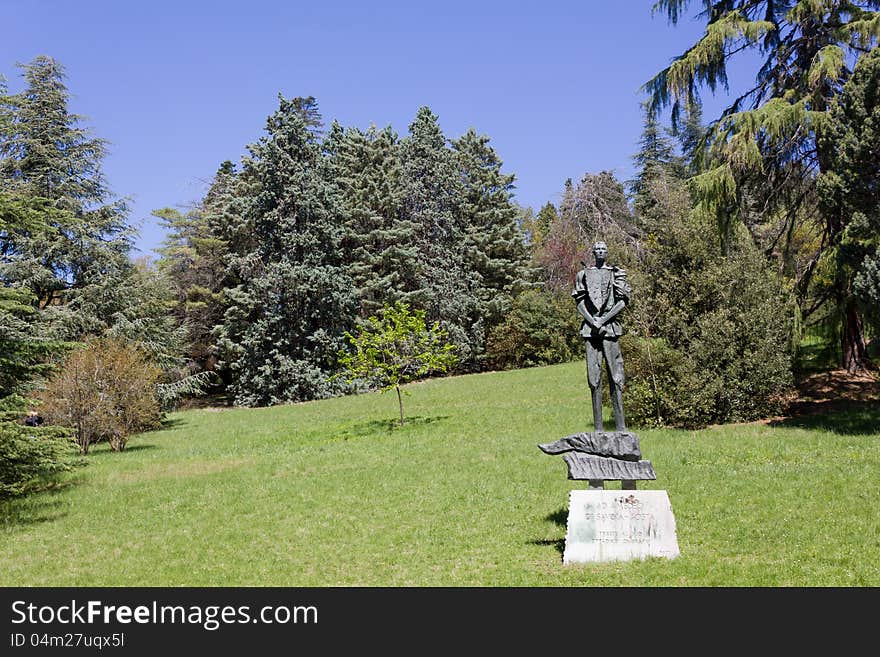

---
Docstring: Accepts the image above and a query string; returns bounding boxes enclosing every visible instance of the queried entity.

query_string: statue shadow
[528,507,568,555]
[334,415,449,440]
[769,401,880,436]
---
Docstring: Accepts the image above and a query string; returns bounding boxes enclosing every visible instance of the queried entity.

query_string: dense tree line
[158,100,531,405]
[1,7,877,495]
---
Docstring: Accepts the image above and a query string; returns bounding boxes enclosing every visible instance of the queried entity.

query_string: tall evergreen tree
[399,107,461,265]
[105,258,185,370]
[398,107,479,364]
[452,128,531,331]
[155,163,237,375]
[527,202,558,249]
[289,95,323,136]
[201,160,253,281]
[673,99,706,176]
[558,178,575,220]
[630,100,677,218]
[0,56,134,340]
[817,46,880,368]
[0,65,80,496]
[328,122,422,317]
[216,96,358,406]
[0,286,65,403]
[645,0,880,371]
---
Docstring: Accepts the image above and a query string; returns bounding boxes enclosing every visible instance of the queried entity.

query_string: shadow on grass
[527,507,568,556]
[0,477,81,529]
[334,415,449,440]
[87,444,158,458]
[770,401,880,436]
[176,392,233,410]
[544,508,568,527]
[794,341,839,377]
[159,417,187,431]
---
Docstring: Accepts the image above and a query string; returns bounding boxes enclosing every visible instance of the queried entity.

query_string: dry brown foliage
[38,338,162,454]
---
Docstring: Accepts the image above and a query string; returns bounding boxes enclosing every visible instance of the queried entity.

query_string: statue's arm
[596,300,625,326]
[596,268,630,327]
[576,299,600,329]
[572,271,599,329]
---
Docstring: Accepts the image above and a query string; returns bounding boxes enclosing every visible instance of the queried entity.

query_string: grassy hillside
[1,361,877,586]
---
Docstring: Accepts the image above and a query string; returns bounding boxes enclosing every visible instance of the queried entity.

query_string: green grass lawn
[2,361,878,586]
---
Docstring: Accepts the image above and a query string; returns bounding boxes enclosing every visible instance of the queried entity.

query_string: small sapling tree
[338,301,458,426]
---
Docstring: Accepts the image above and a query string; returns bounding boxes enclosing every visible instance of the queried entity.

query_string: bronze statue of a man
[572,241,632,432]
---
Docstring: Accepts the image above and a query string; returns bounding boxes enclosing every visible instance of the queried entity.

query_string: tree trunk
[841,298,872,373]
[396,385,405,427]
[818,137,872,374]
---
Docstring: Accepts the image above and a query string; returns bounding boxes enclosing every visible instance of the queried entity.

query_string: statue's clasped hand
[581,318,612,338]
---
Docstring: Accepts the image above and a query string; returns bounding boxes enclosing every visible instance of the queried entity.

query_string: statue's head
[592,241,608,259]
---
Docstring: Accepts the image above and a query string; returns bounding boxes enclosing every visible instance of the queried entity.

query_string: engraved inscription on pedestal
[563,490,680,563]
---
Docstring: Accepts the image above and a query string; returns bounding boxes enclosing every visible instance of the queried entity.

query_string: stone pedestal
[563,489,680,563]
[540,430,681,562]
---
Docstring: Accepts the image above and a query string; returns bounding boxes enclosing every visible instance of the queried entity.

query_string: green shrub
[623,298,794,430]
[621,335,707,428]
[0,419,73,498]
[485,289,581,370]
[622,176,796,429]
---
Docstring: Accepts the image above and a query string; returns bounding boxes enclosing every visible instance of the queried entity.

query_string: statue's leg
[610,385,626,431]
[585,339,603,432]
[592,385,605,433]
[603,338,626,432]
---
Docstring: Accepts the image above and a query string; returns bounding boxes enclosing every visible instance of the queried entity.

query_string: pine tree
[0,99,71,492]
[289,95,323,136]
[155,163,236,375]
[329,122,422,317]
[630,100,677,217]
[399,106,461,260]
[817,47,880,369]
[398,107,478,364]
[673,99,706,176]
[0,56,134,340]
[216,96,358,406]
[0,286,66,402]
[536,202,558,240]
[452,128,531,331]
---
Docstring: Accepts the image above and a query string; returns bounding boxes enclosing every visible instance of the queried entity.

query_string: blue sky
[3,1,755,257]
